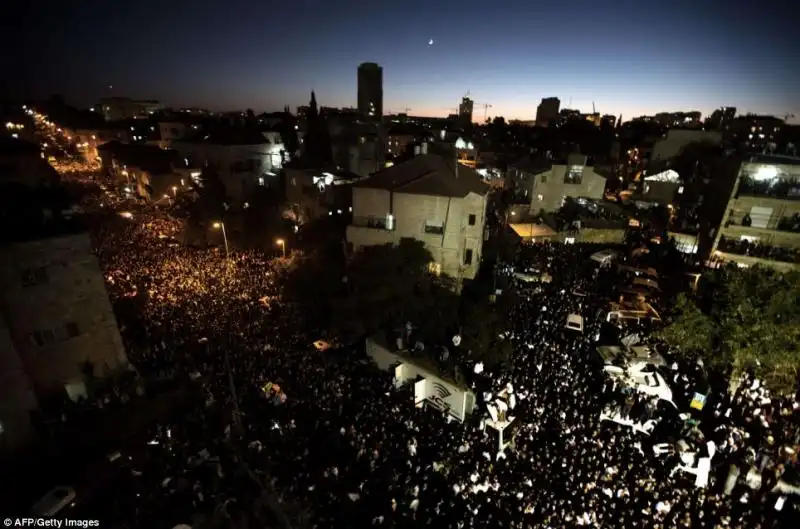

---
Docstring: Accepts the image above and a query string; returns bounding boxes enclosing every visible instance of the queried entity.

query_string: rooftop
[98,141,180,175]
[354,154,489,198]
[0,137,40,157]
[182,127,272,146]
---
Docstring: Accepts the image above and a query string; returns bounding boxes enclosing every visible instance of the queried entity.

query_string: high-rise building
[357,63,383,124]
[535,97,560,127]
[459,97,474,124]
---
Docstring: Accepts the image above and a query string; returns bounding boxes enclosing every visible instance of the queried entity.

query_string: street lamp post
[213,221,229,258]
[171,185,178,197]
[275,238,286,258]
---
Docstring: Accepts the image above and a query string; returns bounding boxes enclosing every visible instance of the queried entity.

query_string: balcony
[737,176,800,200]
[351,215,395,231]
[717,236,800,264]
[726,214,800,234]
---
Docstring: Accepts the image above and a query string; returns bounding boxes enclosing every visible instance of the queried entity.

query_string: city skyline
[8,0,798,123]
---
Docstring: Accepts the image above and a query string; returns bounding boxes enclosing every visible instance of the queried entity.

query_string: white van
[565,314,584,333]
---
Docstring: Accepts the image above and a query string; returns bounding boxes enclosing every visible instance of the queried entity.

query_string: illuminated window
[428,262,442,276]
[258,177,265,186]
[564,237,576,244]
[424,220,444,234]
[677,186,684,194]
[564,166,583,185]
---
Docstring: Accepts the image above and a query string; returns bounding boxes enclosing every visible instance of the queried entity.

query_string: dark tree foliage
[659,266,800,394]
[282,238,508,366]
[188,166,228,225]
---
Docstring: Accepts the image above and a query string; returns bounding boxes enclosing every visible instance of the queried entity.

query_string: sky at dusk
[7,0,798,122]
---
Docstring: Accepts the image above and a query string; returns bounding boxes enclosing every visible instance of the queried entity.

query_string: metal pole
[223,344,242,433]
[221,223,230,258]
[281,242,286,258]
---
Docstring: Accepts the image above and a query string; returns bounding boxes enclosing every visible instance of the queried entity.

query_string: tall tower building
[357,62,383,124]
[459,97,474,124]
[535,97,561,127]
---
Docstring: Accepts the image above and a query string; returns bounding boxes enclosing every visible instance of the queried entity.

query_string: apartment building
[509,154,607,214]
[0,231,129,395]
[346,153,490,280]
[712,154,800,271]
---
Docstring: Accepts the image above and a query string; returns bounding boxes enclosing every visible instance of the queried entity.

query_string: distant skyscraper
[459,97,474,124]
[357,63,383,124]
[536,97,560,127]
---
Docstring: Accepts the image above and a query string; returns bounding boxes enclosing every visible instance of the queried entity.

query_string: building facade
[173,130,284,200]
[0,233,129,395]
[712,155,800,271]
[99,97,163,122]
[459,97,474,125]
[510,154,607,213]
[650,130,722,163]
[535,97,560,127]
[0,314,38,452]
[346,154,489,280]
[357,63,383,125]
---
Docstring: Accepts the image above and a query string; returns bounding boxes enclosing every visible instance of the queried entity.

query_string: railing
[737,176,800,200]
[717,236,800,264]
[351,215,394,230]
[725,215,800,234]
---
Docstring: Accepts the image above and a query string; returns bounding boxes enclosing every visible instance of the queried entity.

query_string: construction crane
[473,103,493,121]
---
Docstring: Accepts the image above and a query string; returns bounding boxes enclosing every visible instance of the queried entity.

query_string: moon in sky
[428,38,434,46]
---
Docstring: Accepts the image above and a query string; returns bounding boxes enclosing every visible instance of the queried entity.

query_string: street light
[171,185,178,197]
[275,238,286,258]
[213,221,229,258]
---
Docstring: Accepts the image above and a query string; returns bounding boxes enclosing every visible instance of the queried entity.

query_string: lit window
[564,237,575,244]
[258,177,265,186]
[677,186,684,194]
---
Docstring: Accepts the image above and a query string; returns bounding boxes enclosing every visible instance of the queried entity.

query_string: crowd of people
[717,236,800,264]
[62,174,799,529]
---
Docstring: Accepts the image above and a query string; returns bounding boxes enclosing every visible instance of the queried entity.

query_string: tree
[658,266,800,394]
[188,166,228,223]
[282,238,456,342]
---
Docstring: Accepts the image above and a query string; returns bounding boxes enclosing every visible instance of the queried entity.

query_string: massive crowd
[66,179,800,529]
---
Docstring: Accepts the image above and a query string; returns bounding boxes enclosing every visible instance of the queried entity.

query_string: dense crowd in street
[75,184,800,529]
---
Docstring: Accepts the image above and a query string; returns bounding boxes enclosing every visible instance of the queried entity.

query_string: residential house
[510,154,607,214]
[98,142,198,203]
[172,128,284,200]
[284,163,364,224]
[346,153,490,280]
